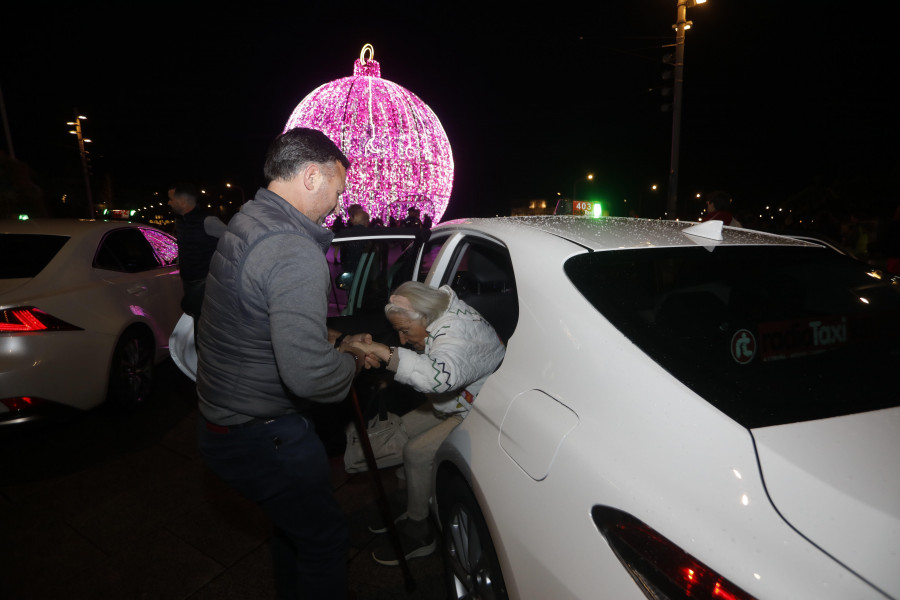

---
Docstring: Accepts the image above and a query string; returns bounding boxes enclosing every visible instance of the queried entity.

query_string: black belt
[203,415,275,433]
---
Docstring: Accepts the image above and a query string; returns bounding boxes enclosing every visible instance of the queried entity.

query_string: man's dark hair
[171,182,199,203]
[264,128,350,183]
[705,190,731,210]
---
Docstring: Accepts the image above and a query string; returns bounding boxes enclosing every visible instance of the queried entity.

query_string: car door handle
[127,285,148,296]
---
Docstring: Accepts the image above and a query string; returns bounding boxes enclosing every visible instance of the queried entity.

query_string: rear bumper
[0,330,115,415]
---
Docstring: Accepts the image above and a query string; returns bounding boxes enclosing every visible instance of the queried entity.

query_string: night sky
[2,2,896,223]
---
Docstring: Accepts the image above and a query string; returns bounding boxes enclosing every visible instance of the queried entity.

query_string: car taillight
[0,307,82,332]
[592,505,756,600]
[1,396,47,412]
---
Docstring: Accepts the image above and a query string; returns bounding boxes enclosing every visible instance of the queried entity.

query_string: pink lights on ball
[284,44,454,225]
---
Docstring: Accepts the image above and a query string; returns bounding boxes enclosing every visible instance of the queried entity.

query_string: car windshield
[0,234,69,279]
[565,245,900,428]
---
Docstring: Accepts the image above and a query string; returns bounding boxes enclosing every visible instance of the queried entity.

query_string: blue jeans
[197,414,348,600]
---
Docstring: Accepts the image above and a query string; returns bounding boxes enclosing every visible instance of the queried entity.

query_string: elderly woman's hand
[336,333,379,370]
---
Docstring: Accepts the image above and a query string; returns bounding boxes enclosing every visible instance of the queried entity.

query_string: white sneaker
[371,518,437,566]
[368,511,408,534]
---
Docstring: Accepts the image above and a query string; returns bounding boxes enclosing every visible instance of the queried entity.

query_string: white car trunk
[752,406,900,599]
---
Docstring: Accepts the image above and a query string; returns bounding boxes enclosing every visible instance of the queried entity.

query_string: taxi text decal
[757,316,849,362]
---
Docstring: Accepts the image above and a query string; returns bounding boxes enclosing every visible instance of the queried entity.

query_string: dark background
[1,2,896,224]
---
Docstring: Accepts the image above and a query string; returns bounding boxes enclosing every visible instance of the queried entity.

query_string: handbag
[168,313,197,382]
[344,410,408,473]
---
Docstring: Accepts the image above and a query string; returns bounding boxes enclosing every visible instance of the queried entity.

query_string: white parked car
[0,219,182,425]
[323,216,899,600]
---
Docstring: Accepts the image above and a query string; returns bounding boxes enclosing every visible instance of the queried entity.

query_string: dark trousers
[197,414,348,600]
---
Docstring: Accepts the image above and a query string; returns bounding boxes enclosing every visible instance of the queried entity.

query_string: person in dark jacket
[700,190,742,227]
[167,182,225,336]
[401,206,422,228]
[883,205,900,275]
[340,203,370,274]
[195,128,372,600]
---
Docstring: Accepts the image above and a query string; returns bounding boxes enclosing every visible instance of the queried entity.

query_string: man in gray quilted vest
[196,127,366,599]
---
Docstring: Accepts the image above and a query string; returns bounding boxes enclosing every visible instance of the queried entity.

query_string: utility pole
[67,111,95,218]
[666,0,707,220]
[0,82,13,159]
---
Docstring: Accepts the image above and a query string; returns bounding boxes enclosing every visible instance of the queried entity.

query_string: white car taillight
[0,307,82,332]
[593,505,756,600]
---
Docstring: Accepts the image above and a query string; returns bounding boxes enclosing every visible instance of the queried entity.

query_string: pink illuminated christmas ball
[284,44,454,226]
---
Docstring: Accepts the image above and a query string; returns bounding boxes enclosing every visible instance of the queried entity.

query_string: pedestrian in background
[402,207,422,228]
[340,203,370,274]
[196,128,372,600]
[883,205,900,275]
[167,182,226,336]
[701,190,742,227]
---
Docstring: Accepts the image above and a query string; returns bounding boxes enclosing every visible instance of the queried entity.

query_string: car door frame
[326,227,432,342]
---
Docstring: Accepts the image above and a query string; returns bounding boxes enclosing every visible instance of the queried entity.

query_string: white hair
[384,281,450,325]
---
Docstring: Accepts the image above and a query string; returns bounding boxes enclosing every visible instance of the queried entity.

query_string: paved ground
[0,359,446,600]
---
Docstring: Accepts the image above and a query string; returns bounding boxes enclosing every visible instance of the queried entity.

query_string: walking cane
[349,384,417,592]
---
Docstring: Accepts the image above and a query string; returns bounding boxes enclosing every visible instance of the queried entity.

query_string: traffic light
[661,52,674,112]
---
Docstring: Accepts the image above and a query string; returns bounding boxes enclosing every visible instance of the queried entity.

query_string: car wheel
[108,329,154,408]
[440,475,509,600]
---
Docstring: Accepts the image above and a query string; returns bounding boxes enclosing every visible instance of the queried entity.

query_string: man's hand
[337,333,380,371]
[351,340,391,365]
[344,333,373,345]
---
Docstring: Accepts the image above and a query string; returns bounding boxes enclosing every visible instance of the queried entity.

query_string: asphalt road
[0,358,445,599]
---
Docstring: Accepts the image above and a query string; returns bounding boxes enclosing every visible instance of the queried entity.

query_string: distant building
[510,198,554,216]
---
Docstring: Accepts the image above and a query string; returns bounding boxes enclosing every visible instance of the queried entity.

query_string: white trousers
[400,402,465,521]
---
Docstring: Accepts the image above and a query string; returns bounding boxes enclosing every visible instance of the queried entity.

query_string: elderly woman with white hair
[352,280,506,566]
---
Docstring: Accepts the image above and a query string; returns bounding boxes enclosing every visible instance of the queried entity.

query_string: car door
[423,231,519,345]
[92,227,182,344]
[313,227,436,435]
[325,227,434,342]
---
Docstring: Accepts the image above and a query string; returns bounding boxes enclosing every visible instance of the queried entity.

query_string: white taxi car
[174,215,898,599]
[415,216,899,600]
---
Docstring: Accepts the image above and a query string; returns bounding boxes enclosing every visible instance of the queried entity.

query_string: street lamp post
[573,173,594,201]
[1,83,14,159]
[639,184,659,218]
[226,182,245,204]
[67,111,94,218]
[665,0,707,221]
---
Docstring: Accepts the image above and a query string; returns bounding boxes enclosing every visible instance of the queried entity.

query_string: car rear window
[565,246,900,428]
[0,234,70,278]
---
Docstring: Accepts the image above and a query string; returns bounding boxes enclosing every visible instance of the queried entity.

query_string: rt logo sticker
[731,329,756,364]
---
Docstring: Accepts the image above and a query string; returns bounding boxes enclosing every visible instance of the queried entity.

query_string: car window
[93,228,164,273]
[140,227,178,266]
[565,246,900,428]
[327,230,428,319]
[418,233,453,282]
[0,234,69,278]
[442,239,519,344]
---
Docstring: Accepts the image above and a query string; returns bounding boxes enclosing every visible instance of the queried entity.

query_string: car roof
[436,216,816,252]
[0,218,154,238]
